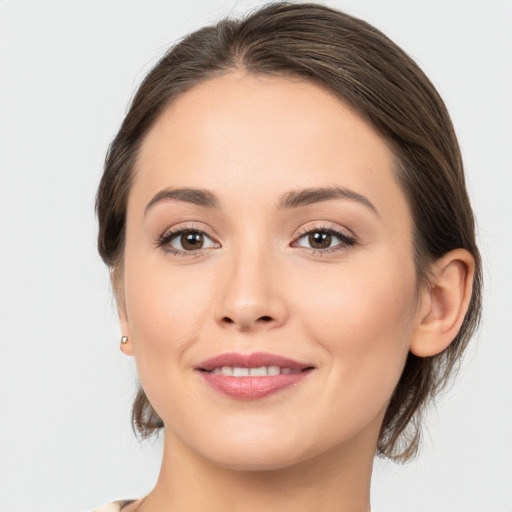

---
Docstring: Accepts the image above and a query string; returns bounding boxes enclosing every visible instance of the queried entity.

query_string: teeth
[211,366,300,376]
[267,366,280,376]
[233,367,250,377]
[249,367,267,376]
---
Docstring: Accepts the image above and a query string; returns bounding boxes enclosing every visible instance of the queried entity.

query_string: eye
[293,226,356,253]
[158,227,219,255]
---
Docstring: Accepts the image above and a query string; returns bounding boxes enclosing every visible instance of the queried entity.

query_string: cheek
[121,259,217,427]
[295,256,418,408]
[122,254,213,374]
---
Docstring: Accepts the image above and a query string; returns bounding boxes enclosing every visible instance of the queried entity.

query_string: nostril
[219,315,275,328]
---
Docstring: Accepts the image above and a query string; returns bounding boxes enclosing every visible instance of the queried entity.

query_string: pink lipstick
[196,352,314,400]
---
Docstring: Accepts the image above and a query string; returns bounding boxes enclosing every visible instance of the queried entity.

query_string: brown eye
[180,232,204,250]
[308,231,332,249]
[294,227,356,253]
[161,229,218,253]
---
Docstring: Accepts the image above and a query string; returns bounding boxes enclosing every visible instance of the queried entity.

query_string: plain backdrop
[0,1,511,511]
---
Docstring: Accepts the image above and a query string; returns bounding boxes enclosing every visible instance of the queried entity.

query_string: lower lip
[199,370,311,400]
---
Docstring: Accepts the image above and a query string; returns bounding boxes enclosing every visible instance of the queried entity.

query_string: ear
[111,268,135,357]
[410,249,475,357]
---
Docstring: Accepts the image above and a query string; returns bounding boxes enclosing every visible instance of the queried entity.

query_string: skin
[116,73,475,512]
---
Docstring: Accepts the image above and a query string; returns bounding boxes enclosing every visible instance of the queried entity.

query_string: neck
[141,431,375,512]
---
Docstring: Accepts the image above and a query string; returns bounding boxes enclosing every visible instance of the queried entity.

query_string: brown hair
[96,1,482,461]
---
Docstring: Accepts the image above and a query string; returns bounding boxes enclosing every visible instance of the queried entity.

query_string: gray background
[0,1,511,511]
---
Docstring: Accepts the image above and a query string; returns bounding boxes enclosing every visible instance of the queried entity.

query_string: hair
[96,1,482,462]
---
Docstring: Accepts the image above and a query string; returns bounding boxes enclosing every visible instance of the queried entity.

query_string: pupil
[181,232,203,250]
[309,231,331,249]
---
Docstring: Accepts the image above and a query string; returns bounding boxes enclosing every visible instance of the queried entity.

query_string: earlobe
[118,312,135,356]
[410,249,475,357]
[118,315,135,357]
[120,334,134,356]
[111,268,135,357]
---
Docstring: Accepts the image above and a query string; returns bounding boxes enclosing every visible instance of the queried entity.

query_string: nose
[214,245,288,332]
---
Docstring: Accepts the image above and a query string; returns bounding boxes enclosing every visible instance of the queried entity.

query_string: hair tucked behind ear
[97,2,482,461]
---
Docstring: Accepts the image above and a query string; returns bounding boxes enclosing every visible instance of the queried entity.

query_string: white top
[88,500,142,512]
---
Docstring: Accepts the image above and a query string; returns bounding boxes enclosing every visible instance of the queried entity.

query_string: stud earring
[121,335,128,344]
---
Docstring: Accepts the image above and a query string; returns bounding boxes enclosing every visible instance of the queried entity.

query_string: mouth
[196,352,315,400]
[205,366,303,376]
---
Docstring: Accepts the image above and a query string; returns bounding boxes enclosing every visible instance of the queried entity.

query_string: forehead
[131,73,410,227]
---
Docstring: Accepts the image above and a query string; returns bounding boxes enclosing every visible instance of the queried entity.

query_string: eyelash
[292,224,357,255]
[157,224,218,257]
[157,224,357,257]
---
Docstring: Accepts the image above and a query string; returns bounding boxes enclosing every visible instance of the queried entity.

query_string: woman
[90,2,482,511]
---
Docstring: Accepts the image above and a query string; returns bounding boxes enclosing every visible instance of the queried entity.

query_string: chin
[204,445,307,472]
[189,424,327,472]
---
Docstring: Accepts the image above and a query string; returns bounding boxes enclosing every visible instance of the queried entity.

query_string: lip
[196,351,312,371]
[196,352,315,400]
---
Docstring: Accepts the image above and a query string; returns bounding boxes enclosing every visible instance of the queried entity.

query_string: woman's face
[119,73,423,470]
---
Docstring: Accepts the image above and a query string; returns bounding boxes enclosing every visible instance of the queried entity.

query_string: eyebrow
[278,186,379,216]
[145,187,220,215]
[144,185,378,216]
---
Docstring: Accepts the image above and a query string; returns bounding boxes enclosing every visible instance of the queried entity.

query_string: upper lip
[196,352,314,371]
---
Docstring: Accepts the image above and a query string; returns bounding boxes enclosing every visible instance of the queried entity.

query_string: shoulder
[87,499,141,512]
